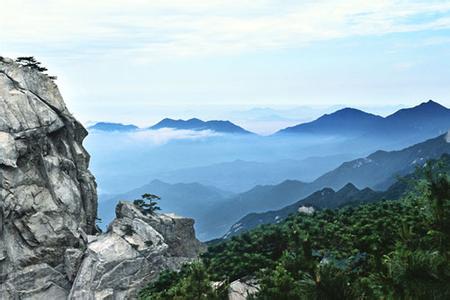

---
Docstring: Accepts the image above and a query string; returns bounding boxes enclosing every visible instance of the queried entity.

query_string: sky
[1,0,450,132]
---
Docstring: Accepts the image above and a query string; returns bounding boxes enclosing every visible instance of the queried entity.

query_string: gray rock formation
[69,202,204,299]
[227,279,259,300]
[0,57,204,299]
[0,56,98,299]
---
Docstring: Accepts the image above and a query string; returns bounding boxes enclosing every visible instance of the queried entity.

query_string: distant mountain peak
[156,118,203,124]
[411,99,447,110]
[338,183,360,194]
[316,107,381,120]
[277,106,382,136]
[188,117,203,122]
[88,122,138,132]
[333,107,373,115]
[424,99,441,105]
[276,100,450,138]
[387,100,449,117]
[149,118,254,135]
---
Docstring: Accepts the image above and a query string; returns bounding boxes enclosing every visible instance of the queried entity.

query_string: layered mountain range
[212,132,450,239]
[221,136,450,239]
[100,131,450,240]
[276,100,450,137]
[89,118,254,134]
[150,118,254,134]
[147,155,354,193]
[89,100,450,144]
[98,180,234,240]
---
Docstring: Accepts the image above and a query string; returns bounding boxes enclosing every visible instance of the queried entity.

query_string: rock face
[0,57,98,299]
[70,202,204,299]
[0,57,204,299]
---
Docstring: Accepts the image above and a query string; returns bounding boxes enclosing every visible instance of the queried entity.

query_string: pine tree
[133,193,161,215]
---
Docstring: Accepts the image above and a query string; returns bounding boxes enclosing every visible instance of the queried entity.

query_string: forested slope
[140,156,450,299]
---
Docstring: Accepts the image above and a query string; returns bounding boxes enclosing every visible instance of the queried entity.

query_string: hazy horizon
[1,0,450,129]
[83,102,413,135]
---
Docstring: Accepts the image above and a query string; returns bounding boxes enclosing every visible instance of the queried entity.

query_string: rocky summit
[0,57,204,299]
[69,201,205,299]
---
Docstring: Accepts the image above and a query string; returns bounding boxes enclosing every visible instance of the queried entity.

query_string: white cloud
[93,128,221,146]
[1,0,450,60]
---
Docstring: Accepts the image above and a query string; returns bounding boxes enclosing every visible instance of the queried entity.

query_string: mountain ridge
[276,100,450,139]
[98,179,235,241]
[204,132,450,239]
[88,121,139,132]
[150,154,355,193]
[223,153,450,238]
[149,118,254,134]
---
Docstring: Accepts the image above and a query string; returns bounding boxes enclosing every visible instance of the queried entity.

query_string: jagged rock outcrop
[70,202,204,299]
[0,56,98,299]
[0,57,204,299]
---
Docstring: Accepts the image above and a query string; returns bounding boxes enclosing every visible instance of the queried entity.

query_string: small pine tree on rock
[133,193,161,215]
[15,56,55,79]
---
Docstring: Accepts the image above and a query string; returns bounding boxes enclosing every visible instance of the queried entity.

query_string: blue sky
[1,0,450,131]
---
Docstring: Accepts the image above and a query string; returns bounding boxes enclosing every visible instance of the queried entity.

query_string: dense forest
[139,155,450,299]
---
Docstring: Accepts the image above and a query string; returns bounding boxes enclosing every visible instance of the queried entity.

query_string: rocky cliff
[0,57,204,299]
[70,202,204,299]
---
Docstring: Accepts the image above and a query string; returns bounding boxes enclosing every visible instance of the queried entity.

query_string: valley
[90,102,450,240]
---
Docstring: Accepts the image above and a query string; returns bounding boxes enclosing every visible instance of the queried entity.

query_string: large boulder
[69,202,205,299]
[0,57,98,299]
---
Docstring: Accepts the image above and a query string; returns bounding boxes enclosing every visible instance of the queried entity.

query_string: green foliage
[15,56,57,80]
[140,155,450,299]
[133,193,161,215]
[16,56,48,72]
[139,262,228,300]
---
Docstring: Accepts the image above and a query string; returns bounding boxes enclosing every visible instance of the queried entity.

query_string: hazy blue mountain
[276,100,450,141]
[199,180,310,239]
[385,100,449,125]
[277,108,384,136]
[96,133,449,241]
[152,154,355,193]
[149,118,254,134]
[98,180,234,240]
[381,100,450,136]
[88,122,139,132]
[223,183,398,238]
[223,153,450,238]
[85,129,361,195]
[203,132,450,239]
[232,105,345,123]
[313,132,450,191]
